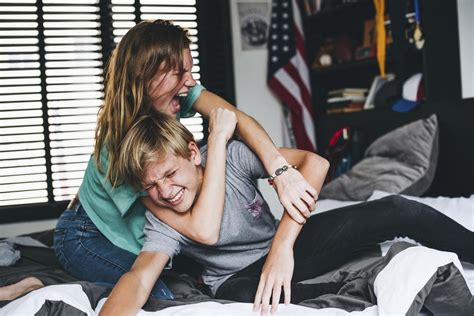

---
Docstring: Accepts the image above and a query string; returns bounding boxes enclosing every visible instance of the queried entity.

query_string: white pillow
[368,190,474,231]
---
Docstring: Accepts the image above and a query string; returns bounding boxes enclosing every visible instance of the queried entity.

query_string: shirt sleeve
[178,83,206,119]
[226,141,268,179]
[142,211,181,261]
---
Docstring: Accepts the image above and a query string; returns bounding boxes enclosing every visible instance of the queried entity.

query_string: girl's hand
[208,108,237,142]
[253,244,294,316]
[272,167,318,224]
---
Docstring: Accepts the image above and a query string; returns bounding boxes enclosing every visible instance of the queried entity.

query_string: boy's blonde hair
[94,20,191,187]
[117,112,195,191]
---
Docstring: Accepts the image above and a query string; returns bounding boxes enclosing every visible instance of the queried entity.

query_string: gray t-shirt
[142,141,277,294]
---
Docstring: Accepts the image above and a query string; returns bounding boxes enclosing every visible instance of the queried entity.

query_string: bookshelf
[302,0,474,197]
[302,0,426,149]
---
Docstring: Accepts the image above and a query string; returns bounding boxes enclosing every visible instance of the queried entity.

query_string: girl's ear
[188,141,201,166]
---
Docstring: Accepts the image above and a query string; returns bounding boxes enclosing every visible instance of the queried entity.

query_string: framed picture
[237,2,269,51]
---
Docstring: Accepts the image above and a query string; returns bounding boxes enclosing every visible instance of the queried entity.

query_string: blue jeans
[53,201,174,299]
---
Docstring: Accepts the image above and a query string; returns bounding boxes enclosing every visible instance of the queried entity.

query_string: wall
[229,0,291,217]
[457,0,474,99]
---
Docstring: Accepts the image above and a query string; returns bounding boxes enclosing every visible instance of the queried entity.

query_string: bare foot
[0,277,44,301]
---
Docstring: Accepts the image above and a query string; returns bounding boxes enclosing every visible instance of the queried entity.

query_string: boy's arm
[99,251,169,316]
[253,148,329,315]
[142,108,236,245]
[193,90,315,224]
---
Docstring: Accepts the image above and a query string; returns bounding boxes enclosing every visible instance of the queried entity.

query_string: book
[326,101,365,114]
[327,95,366,103]
[326,107,365,114]
[328,88,368,96]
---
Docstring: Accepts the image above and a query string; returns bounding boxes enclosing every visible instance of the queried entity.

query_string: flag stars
[272,45,277,51]
[283,13,289,18]
[283,46,289,52]
[283,24,289,29]
[272,56,278,62]
[272,34,278,40]
[272,24,277,29]
[283,2,289,7]
[283,35,289,41]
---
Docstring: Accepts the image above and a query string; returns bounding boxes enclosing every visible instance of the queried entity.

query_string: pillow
[320,114,439,201]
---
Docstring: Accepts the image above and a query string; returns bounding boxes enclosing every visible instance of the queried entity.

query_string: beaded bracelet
[267,165,297,186]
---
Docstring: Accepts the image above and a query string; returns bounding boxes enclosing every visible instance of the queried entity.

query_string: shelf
[304,0,373,21]
[312,58,379,75]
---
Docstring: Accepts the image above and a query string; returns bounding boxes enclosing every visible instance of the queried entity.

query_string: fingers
[253,277,265,312]
[282,201,306,224]
[292,198,311,219]
[271,284,282,314]
[208,108,237,141]
[300,190,316,212]
[260,279,273,316]
[306,185,318,200]
[283,280,291,305]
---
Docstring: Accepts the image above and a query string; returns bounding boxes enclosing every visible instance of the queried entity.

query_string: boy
[100,109,329,315]
[100,110,474,316]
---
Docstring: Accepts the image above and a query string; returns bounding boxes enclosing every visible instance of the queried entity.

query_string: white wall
[457,0,474,99]
[230,0,290,218]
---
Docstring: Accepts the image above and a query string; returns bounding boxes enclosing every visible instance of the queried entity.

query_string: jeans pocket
[53,227,68,270]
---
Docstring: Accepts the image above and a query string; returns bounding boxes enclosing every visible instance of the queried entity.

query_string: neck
[195,165,204,196]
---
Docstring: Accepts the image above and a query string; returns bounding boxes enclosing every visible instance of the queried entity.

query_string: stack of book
[326,88,368,114]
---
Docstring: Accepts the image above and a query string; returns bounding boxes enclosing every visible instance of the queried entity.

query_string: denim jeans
[53,201,174,299]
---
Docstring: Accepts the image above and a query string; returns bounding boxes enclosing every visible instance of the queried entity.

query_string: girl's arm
[253,148,329,315]
[99,251,169,316]
[193,90,316,224]
[142,108,236,245]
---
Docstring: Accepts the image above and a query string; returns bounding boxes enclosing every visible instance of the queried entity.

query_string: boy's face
[142,142,202,214]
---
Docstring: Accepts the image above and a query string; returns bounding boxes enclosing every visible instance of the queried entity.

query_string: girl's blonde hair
[117,112,195,191]
[94,20,191,187]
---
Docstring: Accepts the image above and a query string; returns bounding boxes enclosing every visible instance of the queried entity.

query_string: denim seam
[77,223,130,274]
[54,228,69,270]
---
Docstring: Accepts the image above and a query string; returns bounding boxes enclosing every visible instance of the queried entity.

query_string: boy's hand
[253,244,294,316]
[273,167,318,224]
[208,108,237,142]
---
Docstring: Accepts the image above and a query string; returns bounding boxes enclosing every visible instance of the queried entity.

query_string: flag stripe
[287,55,313,114]
[271,69,315,149]
[268,77,313,150]
[267,0,316,151]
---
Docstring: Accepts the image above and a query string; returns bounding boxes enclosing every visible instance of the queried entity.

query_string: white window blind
[0,0,47,206]
[0,0,202,209]
[43,0,103,202]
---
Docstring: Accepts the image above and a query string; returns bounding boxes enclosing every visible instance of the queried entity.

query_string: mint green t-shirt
[78,84,205,254]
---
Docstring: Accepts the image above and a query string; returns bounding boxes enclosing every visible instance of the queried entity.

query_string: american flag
[267,0,316,152]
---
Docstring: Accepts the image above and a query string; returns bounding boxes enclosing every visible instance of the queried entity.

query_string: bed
[1,191,473,315]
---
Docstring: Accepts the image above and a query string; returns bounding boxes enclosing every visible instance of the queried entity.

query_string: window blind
[1,0,48,206]
[0,0,202,210]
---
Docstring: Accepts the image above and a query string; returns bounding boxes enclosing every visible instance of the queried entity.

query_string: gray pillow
[320,114,439,201]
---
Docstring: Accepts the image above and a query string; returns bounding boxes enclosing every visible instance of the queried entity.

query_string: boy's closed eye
[143,169,179,192]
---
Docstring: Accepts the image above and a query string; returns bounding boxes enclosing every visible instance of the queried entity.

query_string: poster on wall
[237,2,269,51]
